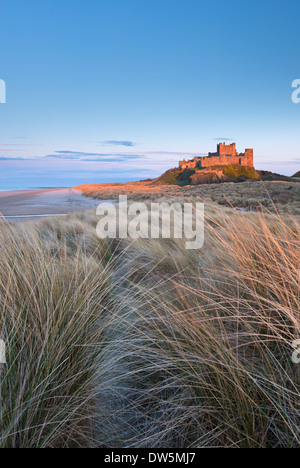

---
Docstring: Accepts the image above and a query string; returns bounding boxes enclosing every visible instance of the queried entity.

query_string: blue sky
[0,0,299,188]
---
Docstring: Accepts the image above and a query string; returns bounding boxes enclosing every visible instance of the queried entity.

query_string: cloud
[269,159,300,165]
[0,150,203,163]
[0,144,42,147]
[43,151,146,162]
[214,137,234,142]
[0,157,26,160]
[100,140,136,147]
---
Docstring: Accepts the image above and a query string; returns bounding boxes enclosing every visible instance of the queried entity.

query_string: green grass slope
[223,165,259,181]
[151,168,195,186]
[152,165,259,186]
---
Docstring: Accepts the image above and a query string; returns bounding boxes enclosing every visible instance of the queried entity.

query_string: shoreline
[0,188,101,221]
[0,187,69,192]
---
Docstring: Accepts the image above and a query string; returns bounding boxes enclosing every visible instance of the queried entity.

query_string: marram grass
[0,204,299,448]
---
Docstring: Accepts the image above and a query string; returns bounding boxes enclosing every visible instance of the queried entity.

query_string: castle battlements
[179,143,254,170]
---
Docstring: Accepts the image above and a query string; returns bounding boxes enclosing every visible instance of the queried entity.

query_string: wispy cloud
[270,159,300,165]
[43,151,146,162]
[214,137,234,142]
[0,150,203,162]
[99,140,136,147]
[0,144,42,147]
[0,157,26,160]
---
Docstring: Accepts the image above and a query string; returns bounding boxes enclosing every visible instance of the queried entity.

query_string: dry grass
[104,208,299,447]
[0,200,299,447]
[76,179,300,215]
[0,220,116,447]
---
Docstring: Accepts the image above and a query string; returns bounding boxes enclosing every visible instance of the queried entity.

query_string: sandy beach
[0,188,101,221]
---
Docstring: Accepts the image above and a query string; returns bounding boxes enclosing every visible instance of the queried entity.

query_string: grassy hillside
[258,170,296,182]
[223,164,259,180]
[76,179,300,214]
[151,168,195,186]
[293,171,300,178]
[152,165,259,186]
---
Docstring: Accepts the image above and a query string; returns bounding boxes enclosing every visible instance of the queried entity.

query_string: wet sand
[0,188,101,221]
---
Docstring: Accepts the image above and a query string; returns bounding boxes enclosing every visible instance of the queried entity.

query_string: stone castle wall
[179,145,253,170]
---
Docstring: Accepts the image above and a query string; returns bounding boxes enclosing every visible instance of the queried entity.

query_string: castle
[179,143,254,170]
